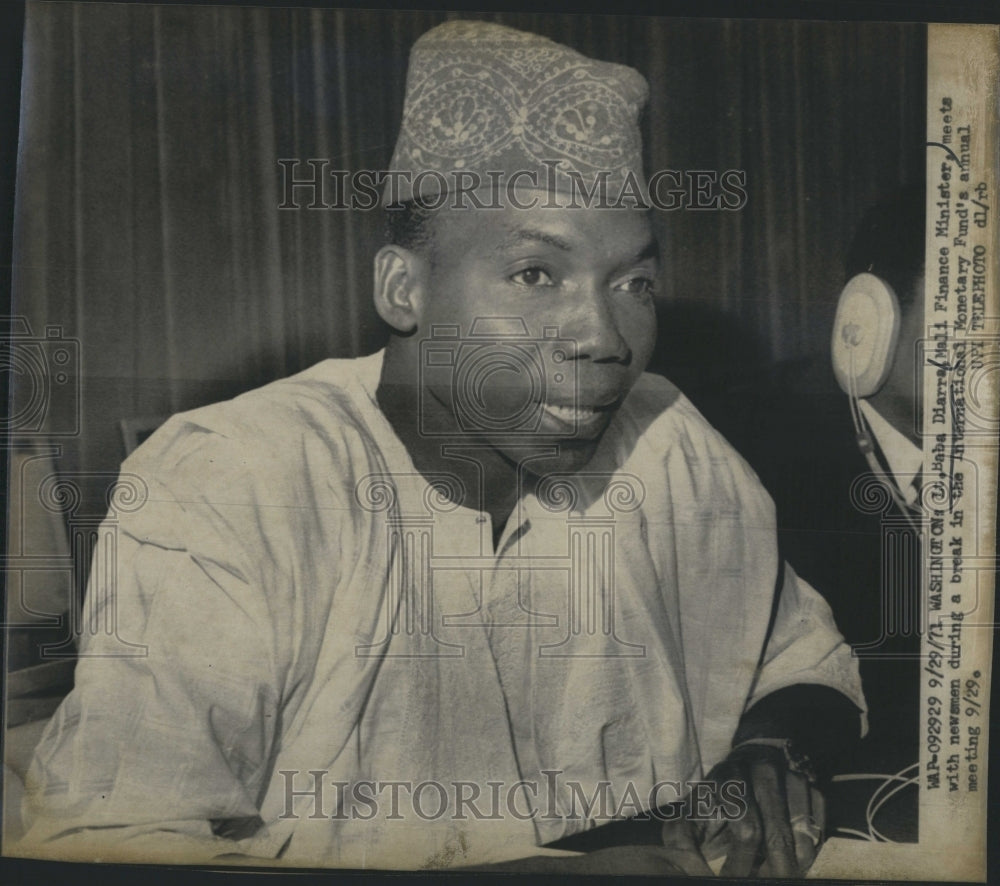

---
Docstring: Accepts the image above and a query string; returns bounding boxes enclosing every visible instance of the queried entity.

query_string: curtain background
[12,2,926,514]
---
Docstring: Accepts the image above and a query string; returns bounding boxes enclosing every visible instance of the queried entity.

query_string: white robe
[17,351,865,868]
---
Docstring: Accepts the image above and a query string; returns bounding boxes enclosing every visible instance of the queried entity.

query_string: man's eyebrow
[497,228,575,253]
[495,229,660,265]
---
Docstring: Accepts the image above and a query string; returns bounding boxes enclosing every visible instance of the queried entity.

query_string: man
[18,21,865,875]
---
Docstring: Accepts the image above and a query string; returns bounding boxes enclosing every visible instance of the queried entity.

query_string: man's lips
[537,397,622,432]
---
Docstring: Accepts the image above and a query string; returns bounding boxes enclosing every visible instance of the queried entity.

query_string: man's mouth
[538,398,621,432]
[541,403,602,422]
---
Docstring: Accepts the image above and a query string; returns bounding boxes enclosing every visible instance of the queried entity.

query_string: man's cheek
[627,322,658,378]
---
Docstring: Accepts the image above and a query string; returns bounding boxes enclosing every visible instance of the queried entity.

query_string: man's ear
[373,245,427,334]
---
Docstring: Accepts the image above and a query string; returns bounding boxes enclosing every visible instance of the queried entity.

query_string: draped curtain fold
[12,3,925,508]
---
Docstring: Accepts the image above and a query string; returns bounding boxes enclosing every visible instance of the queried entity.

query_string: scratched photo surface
[2,3,995,882]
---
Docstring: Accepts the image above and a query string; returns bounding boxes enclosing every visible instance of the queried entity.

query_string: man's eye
[615,276,657,295]
[510,267,555,287]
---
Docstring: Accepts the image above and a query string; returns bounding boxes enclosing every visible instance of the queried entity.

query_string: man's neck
[376,341,523,538]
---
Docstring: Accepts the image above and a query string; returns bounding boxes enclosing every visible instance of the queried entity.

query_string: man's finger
[719,763,764,879]
[750,756,799,878]
[700,759,738,849]
[786,772,821,871]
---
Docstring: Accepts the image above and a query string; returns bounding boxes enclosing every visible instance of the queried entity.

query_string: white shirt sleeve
[747,561,868,736]
[16,436,289,863]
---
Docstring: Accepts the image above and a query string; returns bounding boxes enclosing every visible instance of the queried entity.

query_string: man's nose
[563,285,631,365]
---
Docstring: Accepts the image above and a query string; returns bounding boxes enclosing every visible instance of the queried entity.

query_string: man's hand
[697,742,825,878]
[696,682,859,877]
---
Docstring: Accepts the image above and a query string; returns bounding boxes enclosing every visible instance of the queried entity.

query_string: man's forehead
[465,204,656,254]
[426,205,658,274]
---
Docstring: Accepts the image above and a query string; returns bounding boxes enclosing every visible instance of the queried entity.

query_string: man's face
[412,193,659,474]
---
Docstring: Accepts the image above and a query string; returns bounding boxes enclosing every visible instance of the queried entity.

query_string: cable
[847,350,921,533]
[867,775,919,843]
[865,762,918,818]
[835,827,875,841]
[829,764,918,843]
[864,763,919,842]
